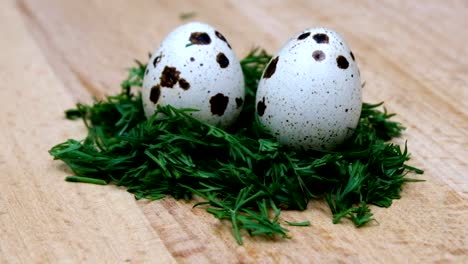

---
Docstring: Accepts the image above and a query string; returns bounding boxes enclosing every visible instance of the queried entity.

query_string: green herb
[286,220,311,227]
[49,49,423,245]
[65,176,107,185]
[179,12,197,21]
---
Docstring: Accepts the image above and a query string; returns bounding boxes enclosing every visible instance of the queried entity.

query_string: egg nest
[49,49,423,244]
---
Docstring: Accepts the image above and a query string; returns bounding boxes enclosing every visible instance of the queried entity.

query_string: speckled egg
[142,22,245,127]
[255,27,362,151]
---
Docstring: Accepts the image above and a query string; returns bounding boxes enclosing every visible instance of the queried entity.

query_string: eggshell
[255,27,362,150]
[142,22,245,127]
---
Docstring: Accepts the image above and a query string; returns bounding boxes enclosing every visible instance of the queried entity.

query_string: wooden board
[0,0,466,262]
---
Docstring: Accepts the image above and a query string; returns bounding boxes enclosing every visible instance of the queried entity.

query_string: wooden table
[1,0,467,263]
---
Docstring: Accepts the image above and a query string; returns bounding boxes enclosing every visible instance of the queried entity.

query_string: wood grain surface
[0,0,467,263]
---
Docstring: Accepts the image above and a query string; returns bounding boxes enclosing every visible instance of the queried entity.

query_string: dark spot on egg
[297,32,310,40]
[153,55,162,68]
[345,108,349,112]
[190,57,195,62]
[215,30,232,49]
[216,52,229,68]
[145,68,149,75]
[263,56,279,79]
[312,50,326,61]
[209,93,229,116]
[336,55,349,69]
[178,78,190,90]
[189,32,211,45]
[235,97,243,108]
[350,51,355,61]
[257,97,267,116]
[312,33,329,44]
[149,85,161,104]
[160,66,181,87]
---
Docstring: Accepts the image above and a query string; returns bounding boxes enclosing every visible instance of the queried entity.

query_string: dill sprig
[179,12,197,21]
[49,49,423,245]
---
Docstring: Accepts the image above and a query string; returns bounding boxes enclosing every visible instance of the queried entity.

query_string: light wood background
[0,0,467,263]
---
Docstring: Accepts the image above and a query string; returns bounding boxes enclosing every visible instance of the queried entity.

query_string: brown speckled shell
[255,27,362,151]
